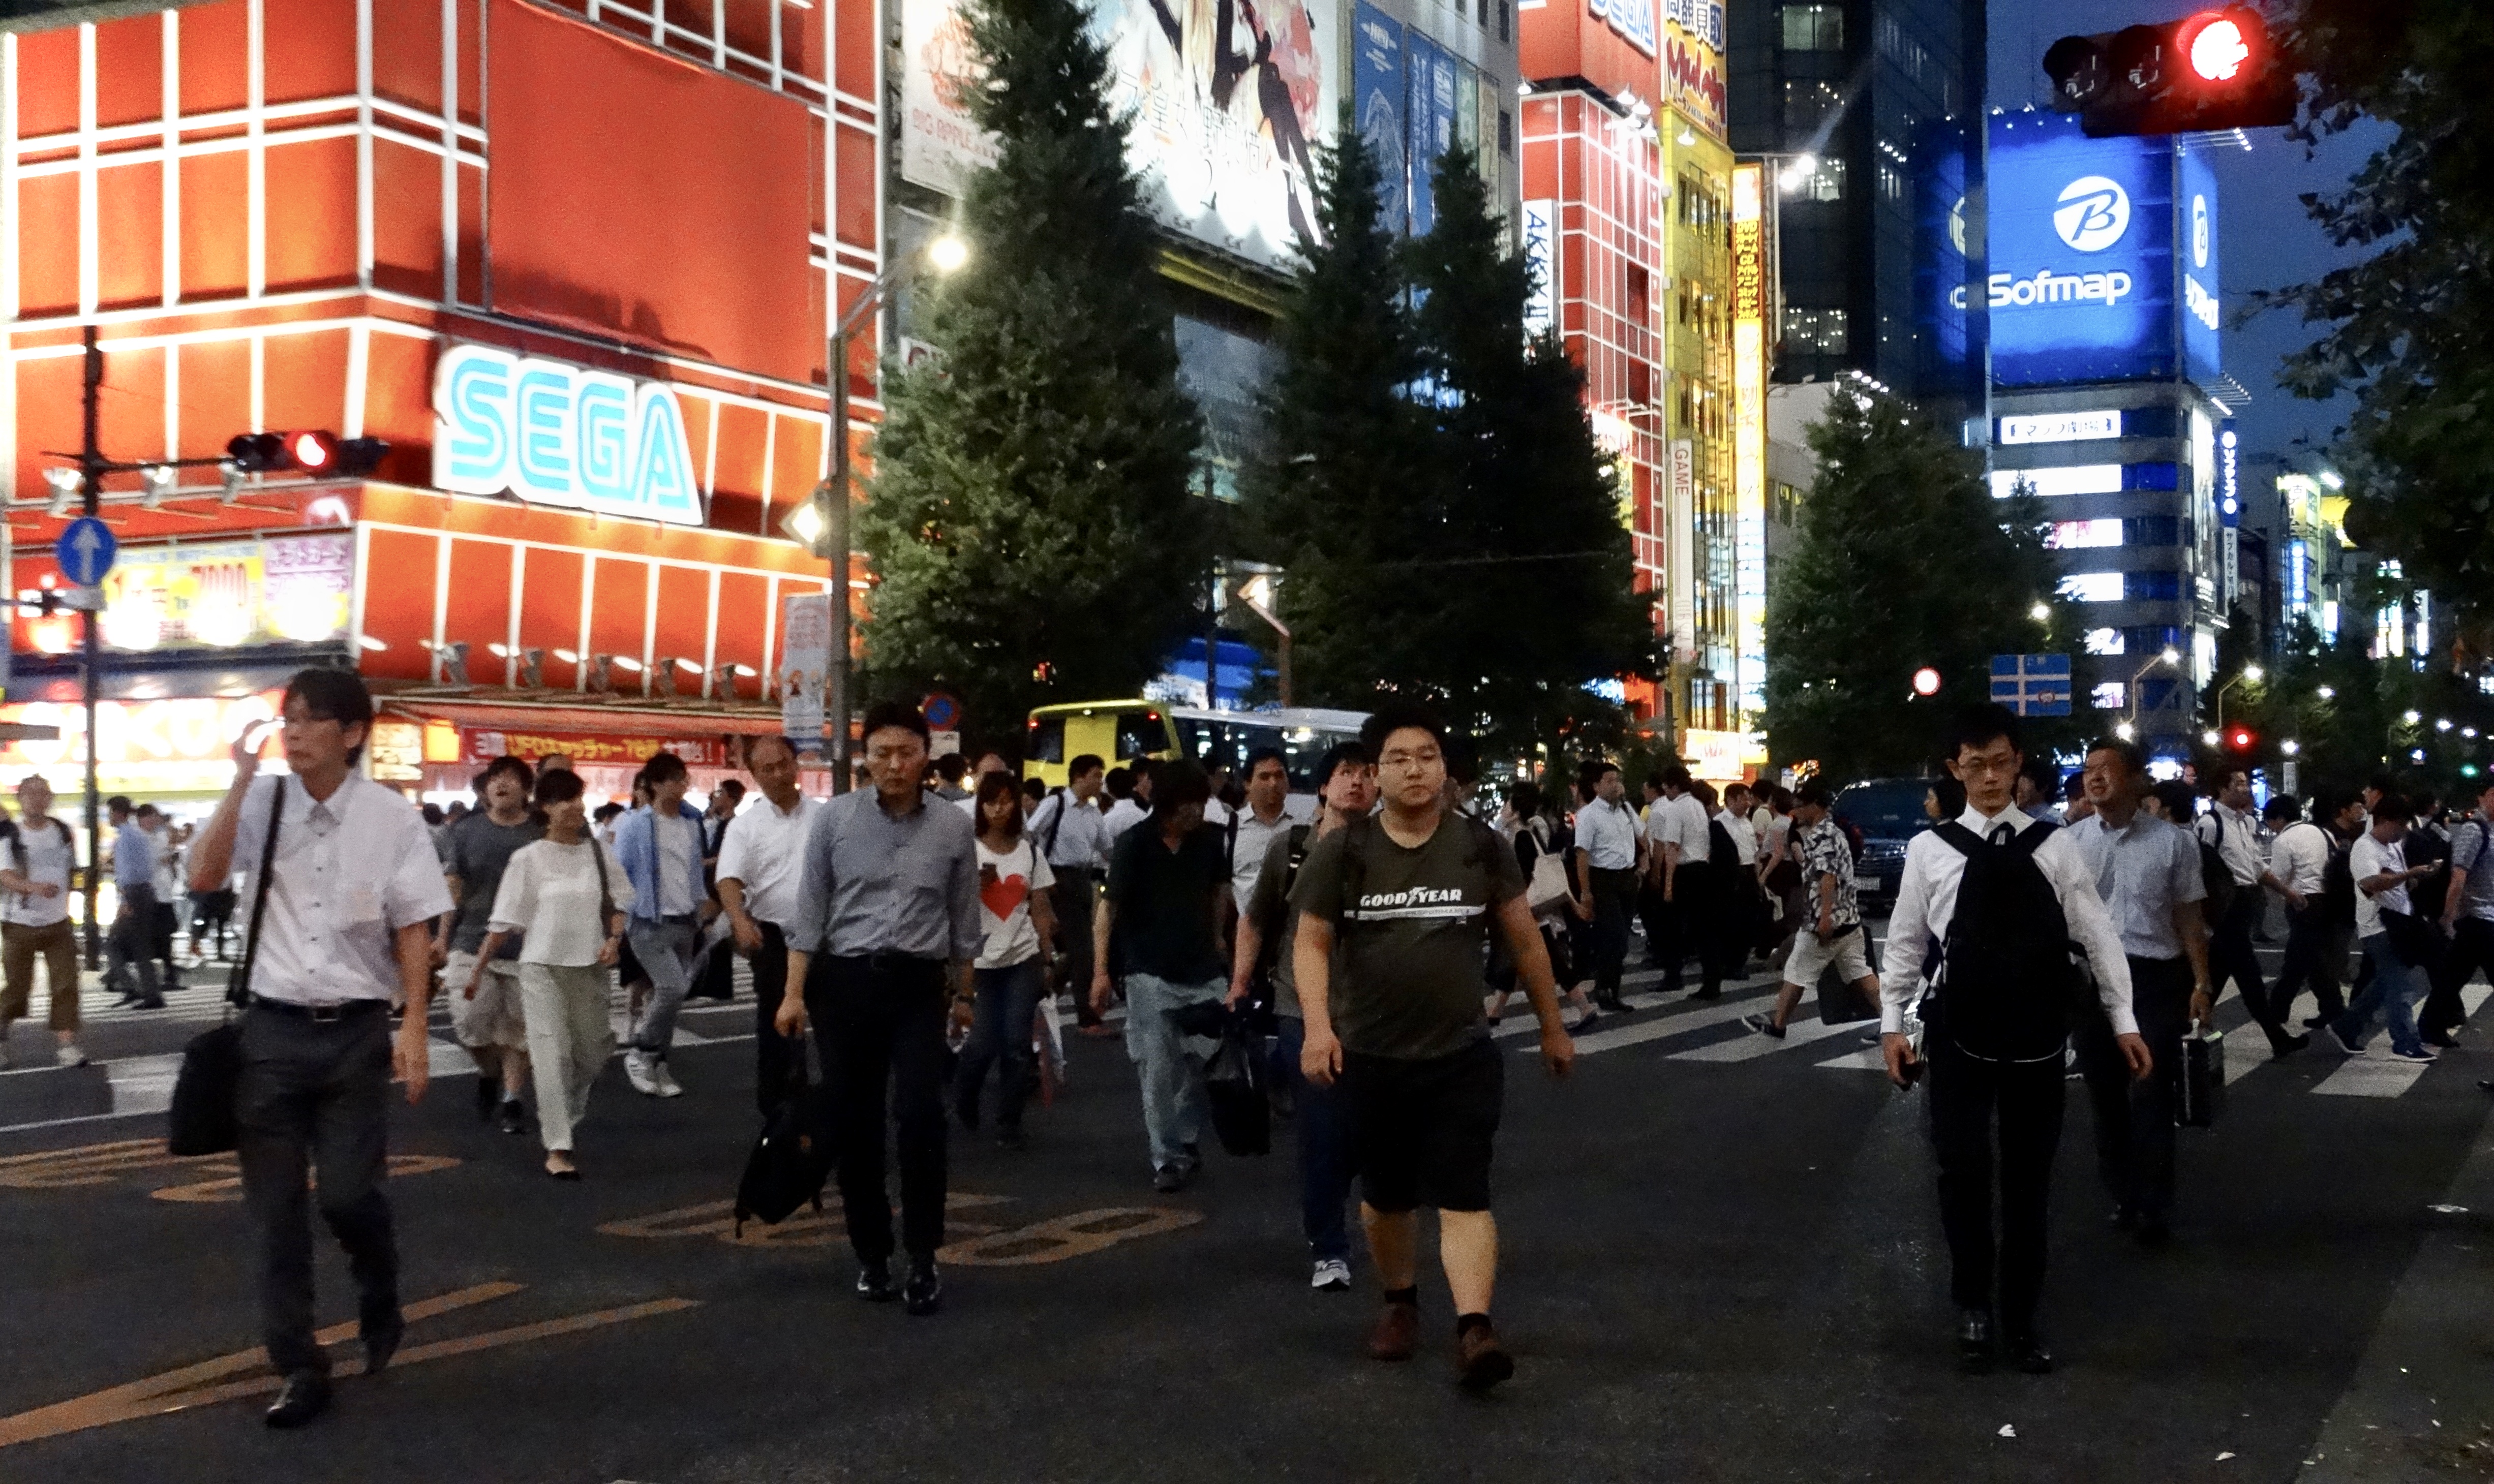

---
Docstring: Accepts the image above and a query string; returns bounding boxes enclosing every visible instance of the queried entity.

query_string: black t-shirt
[1106,821,1229,984]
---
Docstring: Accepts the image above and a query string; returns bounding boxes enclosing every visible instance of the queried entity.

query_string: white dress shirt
[1575,796,1640,871]
[1715,807,1759,867]
[2196,802,2265,888]
[1102,797,1151,841]
[1878,803,2137,1038]
[1217,801,1293,912]
[1029,791,1111,873]
[714,793,825,929]
[231,772,456,1005]
[2270,820,2334,899]
[1646,793,1712,864]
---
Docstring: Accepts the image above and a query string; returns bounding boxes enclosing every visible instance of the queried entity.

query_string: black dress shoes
[856,1261,896,1302]
[263,1372,332,1429]
[1956,1308,1994,1374]
[2004,1332,2055,1374]
[904,1259,944,1317]
[364,1323,404,1376]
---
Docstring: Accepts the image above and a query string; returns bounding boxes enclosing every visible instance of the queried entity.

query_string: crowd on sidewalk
[37,664,2489,1428]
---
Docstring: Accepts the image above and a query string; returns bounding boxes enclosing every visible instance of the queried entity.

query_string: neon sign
[432,346,702,525]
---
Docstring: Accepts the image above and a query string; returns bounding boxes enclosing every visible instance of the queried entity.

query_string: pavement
[4,937,2494,1482]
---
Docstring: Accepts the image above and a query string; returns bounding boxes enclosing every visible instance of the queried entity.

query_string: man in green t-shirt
[1290,706,1574,1390]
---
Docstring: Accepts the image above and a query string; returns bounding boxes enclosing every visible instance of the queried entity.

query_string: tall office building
[1726,0,1986,416]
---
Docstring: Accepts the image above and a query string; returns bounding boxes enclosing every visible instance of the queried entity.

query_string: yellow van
[1023,701,1366,796]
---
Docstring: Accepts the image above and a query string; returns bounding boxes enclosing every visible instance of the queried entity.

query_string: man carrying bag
[185,670,454,1430]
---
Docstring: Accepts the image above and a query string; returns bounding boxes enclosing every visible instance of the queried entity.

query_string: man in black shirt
[1093,760,1233,1193]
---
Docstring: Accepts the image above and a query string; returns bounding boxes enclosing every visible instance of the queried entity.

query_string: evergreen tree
[859,0,1204,737]
[1763,386,2083,782]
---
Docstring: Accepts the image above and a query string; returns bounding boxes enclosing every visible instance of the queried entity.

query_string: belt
[250,995,388,1023]
[832,951,947,975]
[640,912,701,927]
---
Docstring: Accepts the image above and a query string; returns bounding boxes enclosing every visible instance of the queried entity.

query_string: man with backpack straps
[2420,778,2494,1044]
[1029,754,1111,1034]
[0,776,85,1068]
[2197,763,2301,1054]
[1881,705,2146,1377]
[2271,789,2362,1029]
[1229,741,1376,1293]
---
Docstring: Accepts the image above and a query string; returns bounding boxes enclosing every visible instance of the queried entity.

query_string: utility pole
[79,326,102,971]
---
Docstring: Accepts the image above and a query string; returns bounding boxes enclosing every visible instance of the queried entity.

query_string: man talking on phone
[188,670,454,1429]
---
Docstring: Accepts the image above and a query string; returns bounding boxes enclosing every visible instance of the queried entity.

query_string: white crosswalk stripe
[2310,983,2493,1098]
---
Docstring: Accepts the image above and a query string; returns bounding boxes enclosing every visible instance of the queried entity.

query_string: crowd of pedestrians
[64,662,2484,1426]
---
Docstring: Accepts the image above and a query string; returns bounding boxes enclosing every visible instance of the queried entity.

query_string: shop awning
[373,694,798,780]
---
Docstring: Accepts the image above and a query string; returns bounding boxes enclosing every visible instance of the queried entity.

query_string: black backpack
[2193,814,2240,924]
[2320,832,2358,926]
[1930,821,2084,1062]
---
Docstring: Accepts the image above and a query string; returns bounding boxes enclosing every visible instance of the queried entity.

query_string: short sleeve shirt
[1290,813,1527,1061]
[2069,811,2205,961]
[974,837,1056,969]
[1796,818,1861,929]
[2452,819,2494,924]
[1105,823,1230,983]
[232,772,457,1005]
[443,812,545,956]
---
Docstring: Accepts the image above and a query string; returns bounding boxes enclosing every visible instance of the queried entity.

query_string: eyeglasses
[1955,754,2020,777]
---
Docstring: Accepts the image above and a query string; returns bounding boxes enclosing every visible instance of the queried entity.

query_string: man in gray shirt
[2070,736,2220,1246]
[778,701,980,1317]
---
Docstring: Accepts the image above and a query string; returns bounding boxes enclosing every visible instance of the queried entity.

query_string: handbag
[2177,1026,2225,1128]
[734,1060,834,1234]
[1522,820,1572,915]
[1202,1008,1270,1157]
[168,780,285,1157]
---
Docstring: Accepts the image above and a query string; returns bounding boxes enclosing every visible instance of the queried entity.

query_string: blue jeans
[956,960,1045,1130]
[2334,932,2427,1057]
[1122,972,1223,1171]
[1275,1016,1356,1263]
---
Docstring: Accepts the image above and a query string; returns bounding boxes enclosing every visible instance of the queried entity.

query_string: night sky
[1987,0,2391,467]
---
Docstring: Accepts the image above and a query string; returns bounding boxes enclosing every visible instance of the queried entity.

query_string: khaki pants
[2,918,81,1032]
[520,964,613,1153]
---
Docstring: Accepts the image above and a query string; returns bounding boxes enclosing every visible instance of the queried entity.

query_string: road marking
[1555,986,1778,1056]
[940,1207,1203,1266]
[2312,985,2492,1098]
[1673,1012,1865,1062]
[0,1280,697,1449]
[150,1154,462,1203]
[0,1140,461,1198]
[599,1192,1014,1248]
[598,1192,1201,1265]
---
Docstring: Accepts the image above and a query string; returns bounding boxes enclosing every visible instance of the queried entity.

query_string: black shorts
[1342,1037,1504,1214]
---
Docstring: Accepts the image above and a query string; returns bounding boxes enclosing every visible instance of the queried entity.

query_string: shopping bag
[2177,1027,2225,1129]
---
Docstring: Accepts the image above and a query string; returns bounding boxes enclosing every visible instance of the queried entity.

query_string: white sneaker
[651,1061,685,1098]
[55,1042,88,1068]
[1310,1258,1352,1292]
[624,1050,661,1096]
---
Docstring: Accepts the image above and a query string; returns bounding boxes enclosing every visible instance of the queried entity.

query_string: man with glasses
[187,669,455,1428]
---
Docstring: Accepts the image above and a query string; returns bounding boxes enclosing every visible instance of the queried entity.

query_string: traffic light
[225,430,388,477]
[2042,7,2294,137]
[2224,725,2256,755]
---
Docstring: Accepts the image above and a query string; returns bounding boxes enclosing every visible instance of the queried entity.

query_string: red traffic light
[224,430,388,477]
[288,430,336,470]
[2180,11,2251,82]
[2042,7,2288,136]
[2227,727,2254,752]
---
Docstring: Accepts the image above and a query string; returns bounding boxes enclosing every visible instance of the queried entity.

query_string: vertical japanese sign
[1354,5,1408,232]
[1669,440,1697,663]
[1730,162,1768,724]
[777,593,832,748]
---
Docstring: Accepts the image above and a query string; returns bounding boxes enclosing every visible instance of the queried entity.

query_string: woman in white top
[953,771,1059,1149]
[469,769,630,1179]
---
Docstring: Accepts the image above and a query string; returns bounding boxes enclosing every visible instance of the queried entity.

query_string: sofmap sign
[2181,146,2222,386]
[1985,112,2176,388]
[433,346,702,524]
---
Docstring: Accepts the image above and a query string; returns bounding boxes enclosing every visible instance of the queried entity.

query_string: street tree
[2268,0,2494,651]
[859,0,1204,740]
[1763,384,2081,782]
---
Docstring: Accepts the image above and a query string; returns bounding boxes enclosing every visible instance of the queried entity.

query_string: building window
[1499,108,1513,156]
[1783,80,1843,135]
[1781,3,1843,51]
[1788,156,1845,200]
[1876,162,1906,201]
[1626,262,1650,311]
[1786,307,1848,356]
[1499,0,1509,40]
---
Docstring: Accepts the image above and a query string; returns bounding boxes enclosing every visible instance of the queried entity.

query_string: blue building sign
[2180,145,2222,387]
[1986,112,2179,389]
[1353,5,1407,233]
[1992,653,2074,717]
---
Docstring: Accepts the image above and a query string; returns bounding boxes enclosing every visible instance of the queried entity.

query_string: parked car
[1833,777,1939,907]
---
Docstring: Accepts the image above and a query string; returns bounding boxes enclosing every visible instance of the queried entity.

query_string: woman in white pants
[469,769,630,1179]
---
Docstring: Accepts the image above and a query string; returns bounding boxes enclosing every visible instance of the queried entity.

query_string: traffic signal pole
[78,325,101,971]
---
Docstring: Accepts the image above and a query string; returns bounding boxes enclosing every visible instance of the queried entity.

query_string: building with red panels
[1518,0,1736,741]
[0,0,876,801]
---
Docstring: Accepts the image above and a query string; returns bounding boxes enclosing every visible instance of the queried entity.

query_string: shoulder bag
[168,779,285,1157]
[1523,818,1573,915]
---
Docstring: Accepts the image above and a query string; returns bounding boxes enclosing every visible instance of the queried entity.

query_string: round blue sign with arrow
[57,516,116,588]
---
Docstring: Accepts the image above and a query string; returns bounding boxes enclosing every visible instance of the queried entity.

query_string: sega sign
[1986,112,2176,388]
[432,346,703,525]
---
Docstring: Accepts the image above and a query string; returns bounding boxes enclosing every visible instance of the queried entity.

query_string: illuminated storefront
[1729,161,1766,728]
[4,0,871,795]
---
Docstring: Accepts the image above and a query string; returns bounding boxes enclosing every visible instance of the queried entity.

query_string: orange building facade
[1,0,879,795]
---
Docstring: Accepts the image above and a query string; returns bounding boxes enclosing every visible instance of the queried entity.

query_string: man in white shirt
[1573,761,1641,1014]
[1881,705,2145,1377]
[2324,794,2441,1062]
[0,776,84,1068]
[186,668,455,1429]
[2422,779,2494,1044]
[1029,754,1113,1033]
[2196,763,2298,1046]
[105,795,162,1008]
[1646,766,1716,997]
[1102,762,1154,841]
[1716,781,1762,970]
[717,733,826,1117]
[1219,748,1294,915]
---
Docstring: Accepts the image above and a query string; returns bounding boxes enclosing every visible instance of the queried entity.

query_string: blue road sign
[1991,653,2074,717]
[57,516,116,587]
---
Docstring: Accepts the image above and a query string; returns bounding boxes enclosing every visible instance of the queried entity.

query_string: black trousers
[2078,956,2190,1222]
[808,955,950,1265]
[1050,868,1101,1027]
[2421,917,2494,1038]
[1927,1033,2066,1334]
[746,921,798,1117]
[235,1004,400,1379]
[1668,861,1722,993]
[2209,889,2277,1032]
[2272,905,2351,1025]
[1589,867,1636,1000]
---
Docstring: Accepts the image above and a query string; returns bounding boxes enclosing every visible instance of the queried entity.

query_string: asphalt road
[5,943,2494,1483]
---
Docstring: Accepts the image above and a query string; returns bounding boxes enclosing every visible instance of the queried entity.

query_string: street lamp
[2028,601,2052,623]
[2125,646,2180,731]
[785,231,969,791]
[2317,685,2335,701]
[2213,664,2263,732]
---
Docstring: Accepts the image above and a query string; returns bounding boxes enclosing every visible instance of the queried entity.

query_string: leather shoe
[2005,1332,2055,1374]
[1367,1301,1419,1362]
[1956,1308,1994,1374]
[903,1259,943,1317]
[1455,1322,1515,1390]
[855,1261,896,1303]
[363,1324,404,1376]
[263,1372,331,1429]
[2270,1032,2312,1057]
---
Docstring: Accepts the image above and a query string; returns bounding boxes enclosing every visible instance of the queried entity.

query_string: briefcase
[2177,1028,2225,1129]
